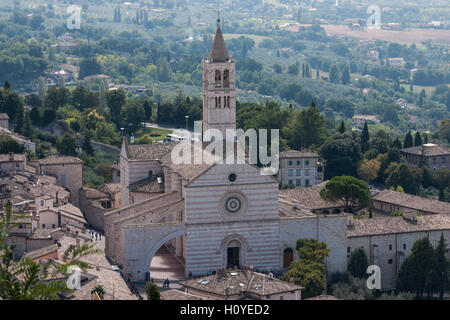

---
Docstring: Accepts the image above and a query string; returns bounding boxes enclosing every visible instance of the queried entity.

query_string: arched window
[227,96,230,108]
[215,70,222,88]
[283,248,294,268]
[223,70,230,88]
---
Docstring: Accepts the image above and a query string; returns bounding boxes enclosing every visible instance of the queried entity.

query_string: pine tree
[4,80,10,90]
[414,131,422,146]
[361,121,370,152]
[404,131,413,148]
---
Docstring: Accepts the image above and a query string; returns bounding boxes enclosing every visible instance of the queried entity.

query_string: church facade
[104,21,348,282]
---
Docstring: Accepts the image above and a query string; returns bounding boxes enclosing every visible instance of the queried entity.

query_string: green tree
[435,233,449,299]
[15,104,25,135]
[146,282,160,300]
[22,110,32,139]
[341,64,351,85]
[414,132,422,146]
[105,89,126,129]
[396,237,437,298]
[296,239,330,263]
[82,134,94,156]
[403,131,413,148]
[56,133,79,157]
[320,176,371,212]
[361,122,370,153]
[329,64,340,84]
[348,248,369,278]
[281,260,326,299]
[338,120,345,134]
[284,104,326,150]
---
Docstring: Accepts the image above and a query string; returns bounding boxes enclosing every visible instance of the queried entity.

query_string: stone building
[104,21,349,283]
[400,143,450,170]
[180,267,303,300]
[0,153,26,174]
[373,189,450,216]
[347,214,450,289]
[0,113,9,129]
[36,156,83,207]
[278,150,324,188]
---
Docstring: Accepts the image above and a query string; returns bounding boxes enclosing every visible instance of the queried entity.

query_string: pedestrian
[167,278,170,289]
[95,233,98,240]
[99,234,102,240]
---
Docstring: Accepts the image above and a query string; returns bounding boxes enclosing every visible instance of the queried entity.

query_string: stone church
[105,20,348,282]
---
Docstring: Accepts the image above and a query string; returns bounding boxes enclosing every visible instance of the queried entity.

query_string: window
[288,161,293,166]
[305,179,310,187]
[305,169,310,176]
[403,244,406,250]
[389,244,392,251]
[288,180,293,185]
[305,160,310,165]
[41,200,44,206]
[296,179,301,186]
[296,169,301,176]
[347,247,351,253]
[215,70,222,88]
[226,96,230,108]
[42,224,45,228]
[61,174,66,186]
[228,173,237,182]
[388,259,393,264]
[52,224,56,228]
[223,70,230,88]
[296,161,301,166]
[288,169,293,176]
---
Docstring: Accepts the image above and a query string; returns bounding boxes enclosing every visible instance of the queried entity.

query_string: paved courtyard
[150,245,185,281]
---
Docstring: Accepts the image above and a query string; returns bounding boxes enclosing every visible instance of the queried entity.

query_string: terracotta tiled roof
[129,177,164,193]
[161,289,206,300]
[373,190,450,215]
[306,294,340,300]
[38,156,83,165]
[400,144,450,157]
[279,181,343,211]
[0,153,26,162]
[347,214,450,237]
[280,150,318,158]
[126,142,176,161]
[180,269,302,298]
[82,187,109,199]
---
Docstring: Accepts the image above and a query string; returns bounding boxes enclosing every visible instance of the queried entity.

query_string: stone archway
[218,234,250,269]
[122,223,186,282]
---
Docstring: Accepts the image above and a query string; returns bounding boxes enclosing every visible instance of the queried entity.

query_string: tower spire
[210,13,229,63]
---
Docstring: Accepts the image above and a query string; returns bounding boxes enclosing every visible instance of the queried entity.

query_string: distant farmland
[284,24,450,44]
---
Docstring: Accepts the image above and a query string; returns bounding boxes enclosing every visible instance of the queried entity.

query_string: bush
[146,282,160,300]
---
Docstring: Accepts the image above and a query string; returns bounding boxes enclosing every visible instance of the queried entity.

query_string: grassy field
[400,83,442,95]
[134,127,172,144]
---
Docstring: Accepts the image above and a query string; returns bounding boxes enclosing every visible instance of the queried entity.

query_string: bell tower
[202,16,236,142]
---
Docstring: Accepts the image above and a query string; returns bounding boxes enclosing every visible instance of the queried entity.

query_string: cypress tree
[338,120,345,133]
[414,131,422,146]
[361,121,370,152]
[404,131,413,148]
